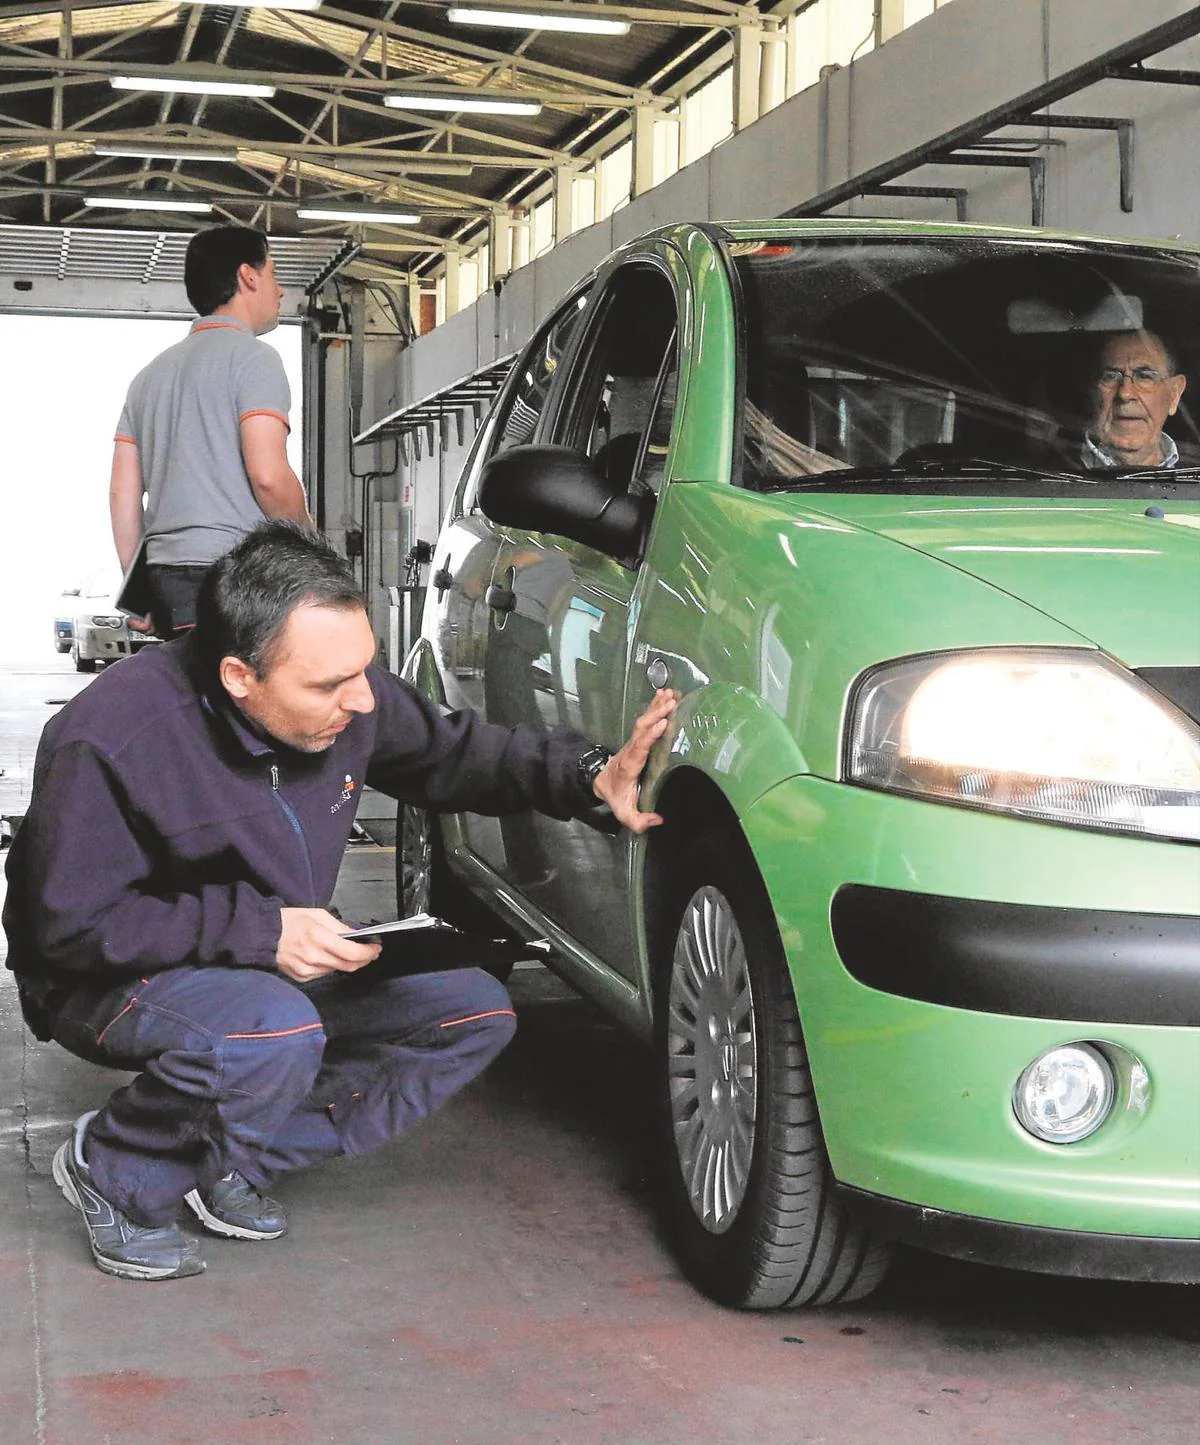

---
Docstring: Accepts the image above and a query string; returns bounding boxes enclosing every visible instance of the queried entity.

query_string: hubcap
[399,806,432,916]
[666,886,757,1234]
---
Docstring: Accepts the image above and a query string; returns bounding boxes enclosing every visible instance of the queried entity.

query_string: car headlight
[89,615,124,628]
[846,649,1200,842]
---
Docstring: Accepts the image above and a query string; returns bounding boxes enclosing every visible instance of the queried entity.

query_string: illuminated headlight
[846,649,1200,842]
[1013,1044,1114,1143]
[89,615,124,628]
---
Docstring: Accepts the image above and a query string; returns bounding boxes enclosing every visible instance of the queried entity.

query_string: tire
[396,805,516,981]
[54,638,71,654]
[653,830,892,1309]
[72,646,96,674]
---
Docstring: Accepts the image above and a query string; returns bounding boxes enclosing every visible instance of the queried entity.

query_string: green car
[400,220,1200,1309]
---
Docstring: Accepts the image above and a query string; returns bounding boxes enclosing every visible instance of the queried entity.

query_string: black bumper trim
[830,884,1200,1026]
[840,1186,1200,1284]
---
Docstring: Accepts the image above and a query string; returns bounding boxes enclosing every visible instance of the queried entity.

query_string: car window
[553,264,679,499]
[730,237,1200,486]
[493,289,591,453]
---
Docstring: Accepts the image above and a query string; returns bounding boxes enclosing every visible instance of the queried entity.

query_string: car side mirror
[478,444,652,561]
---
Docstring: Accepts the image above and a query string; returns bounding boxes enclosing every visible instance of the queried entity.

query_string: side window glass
[555,267,679,503]
[495,290,591,452]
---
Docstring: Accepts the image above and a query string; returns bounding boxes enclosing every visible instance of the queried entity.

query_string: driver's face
[222,603,377,753]
[1092,333,1186,465]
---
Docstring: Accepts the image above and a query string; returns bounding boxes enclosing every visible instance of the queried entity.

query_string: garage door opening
[0,311,303,668]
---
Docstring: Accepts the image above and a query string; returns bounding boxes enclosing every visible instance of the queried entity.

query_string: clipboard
[341,912,552,977]
[116,539,153,619]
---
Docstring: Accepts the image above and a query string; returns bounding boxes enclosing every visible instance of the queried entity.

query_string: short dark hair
[194,521,365,681]
[184,225,270,315]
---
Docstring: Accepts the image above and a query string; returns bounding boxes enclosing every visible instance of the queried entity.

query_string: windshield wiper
[766,457,1086,490]
[1095,464,1200,483]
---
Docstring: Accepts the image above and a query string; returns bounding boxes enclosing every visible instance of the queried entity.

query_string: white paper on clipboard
[339,912,456,940]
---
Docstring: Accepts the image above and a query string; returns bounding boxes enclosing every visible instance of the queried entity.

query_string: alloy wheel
[666,885,758,1234]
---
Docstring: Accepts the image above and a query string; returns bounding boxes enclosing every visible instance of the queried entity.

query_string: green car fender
[630,681,813,1015]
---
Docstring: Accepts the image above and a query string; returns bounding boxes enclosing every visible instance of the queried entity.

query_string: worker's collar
[190,315,254,336]
[1081,430,1179,470]
[179,633,276,760]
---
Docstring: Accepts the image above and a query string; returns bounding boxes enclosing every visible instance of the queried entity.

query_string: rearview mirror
[1007,294,1144,334]
[479,444,652,561]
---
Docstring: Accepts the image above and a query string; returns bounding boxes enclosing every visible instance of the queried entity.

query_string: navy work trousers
[50,964,517,1227]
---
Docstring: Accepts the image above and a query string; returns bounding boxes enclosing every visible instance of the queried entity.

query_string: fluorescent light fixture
[176,1,320,9]
[384,94,541,116]
[111,76,276,99]
[83,195,212,213]
[448,5,630,35]
[94,144,240,163]
[297,206,420,224]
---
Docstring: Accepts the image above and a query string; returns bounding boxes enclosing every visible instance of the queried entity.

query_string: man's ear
[1168,374,1186,415]
[236,260,260,296]
[220,654,255,700]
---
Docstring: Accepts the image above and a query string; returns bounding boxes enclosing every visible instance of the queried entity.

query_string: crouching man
[3,521,676,1280]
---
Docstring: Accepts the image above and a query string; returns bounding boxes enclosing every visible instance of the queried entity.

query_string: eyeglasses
[1096,365,1173,389]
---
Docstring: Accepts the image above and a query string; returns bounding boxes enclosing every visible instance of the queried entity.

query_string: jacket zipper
[270,763,318,905]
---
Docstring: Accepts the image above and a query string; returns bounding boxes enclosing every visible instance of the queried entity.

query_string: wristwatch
[577,744,612,796]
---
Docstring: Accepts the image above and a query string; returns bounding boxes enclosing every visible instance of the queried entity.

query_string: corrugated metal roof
[0,0,758,283]
[0,222,356,293]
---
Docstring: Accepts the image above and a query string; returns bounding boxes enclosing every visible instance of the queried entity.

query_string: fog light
[1013,1043,1114,1143]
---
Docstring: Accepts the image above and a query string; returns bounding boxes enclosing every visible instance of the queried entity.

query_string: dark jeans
[51,965,516,1226]
[145,563,211,640]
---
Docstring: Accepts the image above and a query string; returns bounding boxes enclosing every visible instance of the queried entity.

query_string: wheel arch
[642,765,779,1005]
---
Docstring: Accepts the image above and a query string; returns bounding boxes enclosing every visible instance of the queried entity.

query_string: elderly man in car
[1082,330,1188,470]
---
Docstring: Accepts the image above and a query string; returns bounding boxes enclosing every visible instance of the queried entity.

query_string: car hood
[804,495,1200,667]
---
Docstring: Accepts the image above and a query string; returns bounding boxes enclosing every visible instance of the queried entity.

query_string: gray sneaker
[52,1112,205,1281]
[184,1171,287,1241]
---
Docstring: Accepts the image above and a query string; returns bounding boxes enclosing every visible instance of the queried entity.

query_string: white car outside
[71,570,154,672]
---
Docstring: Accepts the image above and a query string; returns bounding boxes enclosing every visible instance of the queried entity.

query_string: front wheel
[71,645,96,673]
[653,833,891,1309]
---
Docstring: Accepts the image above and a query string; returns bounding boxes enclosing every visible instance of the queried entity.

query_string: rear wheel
[653,832,891,1309]
[396,805,516,980]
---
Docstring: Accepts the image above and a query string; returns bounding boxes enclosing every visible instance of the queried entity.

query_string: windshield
[731,236,1200,491]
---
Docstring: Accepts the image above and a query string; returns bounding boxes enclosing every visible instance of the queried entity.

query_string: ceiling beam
[0,54,652,112]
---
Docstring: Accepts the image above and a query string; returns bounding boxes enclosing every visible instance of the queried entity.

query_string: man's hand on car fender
[592,688,680,833]
[277,907,382,983]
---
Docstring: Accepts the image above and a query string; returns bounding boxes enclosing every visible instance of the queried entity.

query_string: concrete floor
[2,657,1198,1445]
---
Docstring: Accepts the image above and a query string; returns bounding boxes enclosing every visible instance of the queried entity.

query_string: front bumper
[742,776,1200,1257]
[840,1188,1199,1283]
[76,624,131,661]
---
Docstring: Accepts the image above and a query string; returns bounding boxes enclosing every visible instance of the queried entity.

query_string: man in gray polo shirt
[109,225,311,637]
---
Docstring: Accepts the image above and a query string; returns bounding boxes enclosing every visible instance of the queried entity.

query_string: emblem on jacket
[331,774,357,814]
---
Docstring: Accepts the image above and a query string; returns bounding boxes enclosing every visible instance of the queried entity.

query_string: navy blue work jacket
[3,635,593,1029]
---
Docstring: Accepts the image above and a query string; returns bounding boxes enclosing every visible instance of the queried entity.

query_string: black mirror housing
[479,444,651,559]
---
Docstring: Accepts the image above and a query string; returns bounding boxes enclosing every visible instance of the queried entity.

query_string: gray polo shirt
[116,315,292,566]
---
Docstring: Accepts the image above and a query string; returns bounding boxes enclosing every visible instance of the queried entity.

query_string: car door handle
[485,583,515,613]
[432,565,454,595]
